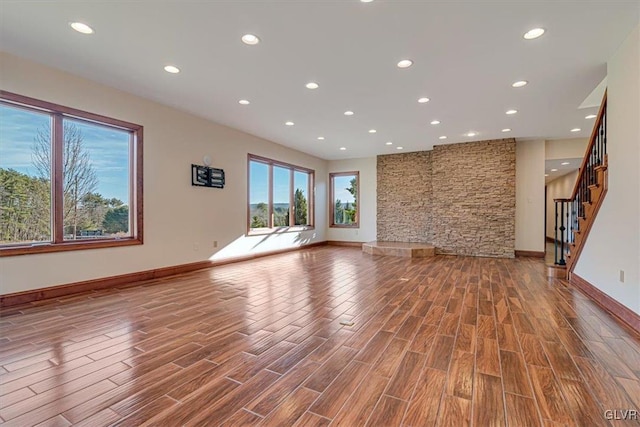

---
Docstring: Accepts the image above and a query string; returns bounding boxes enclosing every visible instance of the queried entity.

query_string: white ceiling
[1,1,638,160]
[545,158,581,184]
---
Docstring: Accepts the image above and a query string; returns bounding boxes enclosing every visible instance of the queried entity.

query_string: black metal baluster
[571,197,580,242]
[554,201,559,265]
[603,111,607,156]
[565,201,570,250]
[585,172,590,203]
[559,201,566,266]
[600,123,604,161]
[581,173,585,211]
[569,200,574,244]
[577,174,581,222]
[598,125,602,163]
[591,148,595,184]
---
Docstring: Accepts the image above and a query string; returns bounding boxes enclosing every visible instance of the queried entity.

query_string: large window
[248,154,314,232]
[0,91,143,256]
[330,171,359,228]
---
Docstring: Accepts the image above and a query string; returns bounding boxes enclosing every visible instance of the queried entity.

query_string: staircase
[551,92,608,279]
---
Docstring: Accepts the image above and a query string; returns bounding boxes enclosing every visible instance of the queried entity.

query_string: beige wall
[545,171,579,239]
[575,23,640,315]
[2,45,613,296]
[327,157,377,243]
[0,52,328,295]
[545,138,589,160]
[515,140,545,252]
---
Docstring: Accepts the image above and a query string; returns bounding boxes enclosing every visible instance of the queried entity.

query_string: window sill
[330,224,360,229]
[0,237,142,257]
[247,226,315,236]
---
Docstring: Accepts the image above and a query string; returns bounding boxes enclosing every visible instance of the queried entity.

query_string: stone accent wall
[376,139,516,258]
[377,152,433,242]
[432,139,516,257]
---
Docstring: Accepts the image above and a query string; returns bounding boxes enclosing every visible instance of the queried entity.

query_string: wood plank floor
[1,247,640,426]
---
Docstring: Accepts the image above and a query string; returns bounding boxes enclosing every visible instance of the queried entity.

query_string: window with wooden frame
[248,154,314,232]
[330,171,359,228]
[0,91,143,256]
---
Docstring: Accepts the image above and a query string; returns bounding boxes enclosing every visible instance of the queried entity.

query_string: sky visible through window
[333,175,355,203]
[0,105,130,202]
[250,161,352,205]
[273,166,290,204]
[249,161,268,205]
[249,161,319,204]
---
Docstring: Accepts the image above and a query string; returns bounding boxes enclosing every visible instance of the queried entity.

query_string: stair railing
[554,91,607,269]
[553,198,572,266]
[571,92,607,226]
[554,92,607,272]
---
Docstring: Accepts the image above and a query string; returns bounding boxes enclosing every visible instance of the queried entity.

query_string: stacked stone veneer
[377,139,516,258]
[377,151,434,243]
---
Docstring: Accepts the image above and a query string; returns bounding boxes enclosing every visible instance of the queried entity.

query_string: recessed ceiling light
[551,168,558,172]
[241,34,260,45]
[512,80,528,88]
[317,136,325,140]
[506,109,518,115]
[306,82,319,89]
[397,146,404,150]
[397,59,413,68]
[385,141,393,145]
[430,120,441,125]
[524,28,545,40]
[467,132,477,137]
[164,65,180,74]
[418,97,430,103]
[545,174,549,177]
[585,114,597,119]
[439,136,447,140]
[361,0,374,2]
[340,147,347,151]
[238,99,250,105]
[561,162,570,165]
[70,22,94,34]
[285,121,294,126]
[570,128,581,132]
[369,129,377,133]
[502,128,512,132]
[344,111,354,116]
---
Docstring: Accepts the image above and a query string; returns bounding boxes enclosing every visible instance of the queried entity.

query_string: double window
[330,171,359,228]
[248,154,314,232]
[0,91,143,256]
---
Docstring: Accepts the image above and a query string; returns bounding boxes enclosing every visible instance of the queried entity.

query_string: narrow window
[273,165,291,227]
[330,171,359,228]
[248,160,269,229]
[0,104,52,246]
[293,171,309,226]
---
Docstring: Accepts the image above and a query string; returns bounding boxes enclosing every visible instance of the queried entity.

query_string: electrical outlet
[213,240,218,248]
[193,242,199,251]
[619,270,625,283]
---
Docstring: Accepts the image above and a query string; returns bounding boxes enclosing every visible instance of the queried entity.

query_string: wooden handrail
[559,89,609,276]
[570,90,607,200]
